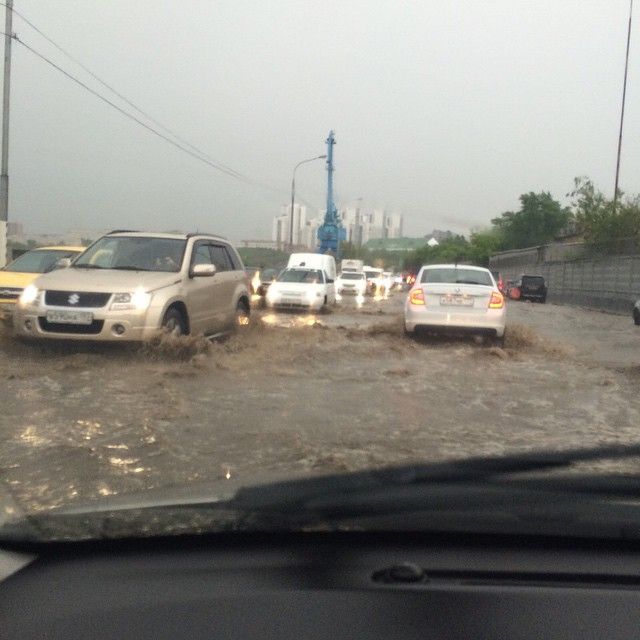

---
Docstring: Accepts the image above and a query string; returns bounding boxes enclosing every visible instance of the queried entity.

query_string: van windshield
[277,269,324,283]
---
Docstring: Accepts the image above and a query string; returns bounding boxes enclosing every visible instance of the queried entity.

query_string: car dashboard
[2,531,640,639]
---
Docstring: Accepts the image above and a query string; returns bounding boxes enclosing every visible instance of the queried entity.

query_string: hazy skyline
[4,1,639,241]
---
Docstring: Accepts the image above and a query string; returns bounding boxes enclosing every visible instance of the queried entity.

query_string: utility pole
[0,0,13,266]
[613,0,633,209]
[288,154,326,251]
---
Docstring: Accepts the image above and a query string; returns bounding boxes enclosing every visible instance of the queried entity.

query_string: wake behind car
[13,231,250,341]
[0,245,85,321]
[404,264,506,343]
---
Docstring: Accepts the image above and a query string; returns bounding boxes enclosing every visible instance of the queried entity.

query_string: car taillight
[409,288,425,305]
[489,291,504,309]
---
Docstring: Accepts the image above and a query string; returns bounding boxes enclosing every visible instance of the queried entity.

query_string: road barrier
[491,250,640,314]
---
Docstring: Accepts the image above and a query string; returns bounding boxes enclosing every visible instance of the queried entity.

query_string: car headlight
[18,284,40,306]
[110,287,152,311]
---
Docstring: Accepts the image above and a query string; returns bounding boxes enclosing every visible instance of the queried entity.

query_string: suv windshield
[340,272,365,280]
[3,249,78,273]
[74,237,186,272]
[421,268,493,286]
[277,269,324,283]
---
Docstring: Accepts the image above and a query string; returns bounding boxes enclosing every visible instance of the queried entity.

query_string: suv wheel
[162,308,187,336]
[634,308,640,326]
[235,300,250,329]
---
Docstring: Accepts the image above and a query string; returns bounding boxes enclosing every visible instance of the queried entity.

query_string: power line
[0,12,324,209]
[0,1,249,180]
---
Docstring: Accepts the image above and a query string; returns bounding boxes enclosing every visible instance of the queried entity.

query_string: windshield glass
[3,249,79,273]
[420,268,493,286]
[1,2,640,546]
[277,269,323,283]
[74,237,186,272]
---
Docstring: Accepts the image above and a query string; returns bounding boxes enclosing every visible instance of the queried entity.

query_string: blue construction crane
[316,130,345,256]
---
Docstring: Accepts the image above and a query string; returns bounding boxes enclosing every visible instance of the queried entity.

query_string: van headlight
[110,287,152,311]
[19,284,40,307]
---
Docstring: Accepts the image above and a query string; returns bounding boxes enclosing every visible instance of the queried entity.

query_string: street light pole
[614,0,634,208]
[0,0,13,266]
[289,155,326,251]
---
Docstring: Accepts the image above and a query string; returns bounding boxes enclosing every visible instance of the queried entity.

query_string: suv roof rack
[185,232,227,240]
[106,229,139,235]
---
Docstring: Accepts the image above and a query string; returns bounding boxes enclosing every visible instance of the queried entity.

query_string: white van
[267,253,336,311]
[287,253,336,282]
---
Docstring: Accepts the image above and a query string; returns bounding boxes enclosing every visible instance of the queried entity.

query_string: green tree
[491,192,572,250]
[467,229,503,266]
[570,177,640,254]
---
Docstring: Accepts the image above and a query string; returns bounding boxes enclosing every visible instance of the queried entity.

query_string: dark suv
[518,274,547,303]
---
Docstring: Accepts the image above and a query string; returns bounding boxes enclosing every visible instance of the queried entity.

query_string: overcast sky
[5,0,639,240]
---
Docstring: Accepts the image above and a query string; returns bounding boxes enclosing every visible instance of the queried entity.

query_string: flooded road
[1,294,640,515]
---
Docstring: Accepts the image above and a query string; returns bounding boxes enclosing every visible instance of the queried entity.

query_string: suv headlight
[110,287,152,311]
[18,284,40,307]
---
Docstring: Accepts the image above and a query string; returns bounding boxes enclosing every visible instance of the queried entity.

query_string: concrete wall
[491,250,640,313]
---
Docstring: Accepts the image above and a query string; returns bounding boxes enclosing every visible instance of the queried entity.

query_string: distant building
[271,205,404,250]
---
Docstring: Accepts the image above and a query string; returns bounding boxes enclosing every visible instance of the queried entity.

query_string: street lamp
[289,154,327,251]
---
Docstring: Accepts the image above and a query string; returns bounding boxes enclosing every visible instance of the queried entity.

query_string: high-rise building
[272,205,403,250]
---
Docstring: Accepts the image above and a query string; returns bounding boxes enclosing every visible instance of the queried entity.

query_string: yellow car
[0,246,85,320]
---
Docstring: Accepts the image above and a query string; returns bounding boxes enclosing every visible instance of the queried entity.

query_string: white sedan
[336,271,367,296]
[265,267,335,312]
[404,264,506,344]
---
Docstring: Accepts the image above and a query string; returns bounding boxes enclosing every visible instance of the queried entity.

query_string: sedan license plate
[46,310,94,325]
[440,295,474,307]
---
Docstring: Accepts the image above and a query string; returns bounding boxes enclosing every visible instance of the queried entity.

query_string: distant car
[404,264,506,344]
[336,271,367,296]
[13,231,250,341]
[633,300,640,326]
[266,267,335,312]
[363,266,384,295]
[517,275,547,303]
[0,245,85,321]
[257,268,279,296]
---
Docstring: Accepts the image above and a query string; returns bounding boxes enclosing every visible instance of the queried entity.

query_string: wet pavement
[1,292,640,515]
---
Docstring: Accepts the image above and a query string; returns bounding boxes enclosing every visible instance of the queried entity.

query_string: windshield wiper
[111,265,152,271]
[229,443,640,514]
[72,263,105,269]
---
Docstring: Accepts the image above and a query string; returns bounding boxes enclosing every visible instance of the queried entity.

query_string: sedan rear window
[421,268,493,287]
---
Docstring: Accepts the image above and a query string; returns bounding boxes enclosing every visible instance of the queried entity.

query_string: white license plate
[440,295,474,307]
[46,310,94,325]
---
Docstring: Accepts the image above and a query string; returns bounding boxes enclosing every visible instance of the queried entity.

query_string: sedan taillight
[488,291,504,309]
[409,288,425,305]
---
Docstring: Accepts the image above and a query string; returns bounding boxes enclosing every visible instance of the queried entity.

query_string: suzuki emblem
[68,293,80,305]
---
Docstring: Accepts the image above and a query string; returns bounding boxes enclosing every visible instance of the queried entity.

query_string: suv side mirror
[191,263,216,277]
[326,278,334,284]
[54,257,72,269]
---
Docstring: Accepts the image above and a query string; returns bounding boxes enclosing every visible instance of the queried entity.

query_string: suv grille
[0,287,22,300]
[38,318,104,335]
[44,290,111,307]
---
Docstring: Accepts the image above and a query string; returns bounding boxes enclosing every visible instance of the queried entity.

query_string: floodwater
[1,293,639,515]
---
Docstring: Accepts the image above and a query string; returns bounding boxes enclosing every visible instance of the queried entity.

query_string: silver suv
[13,231,251,341]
